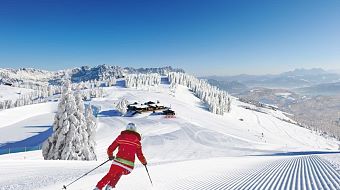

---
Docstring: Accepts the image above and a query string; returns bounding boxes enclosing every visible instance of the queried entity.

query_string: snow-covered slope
[0,85,34,101]
[0,82,339,189]
[0,102,57,128]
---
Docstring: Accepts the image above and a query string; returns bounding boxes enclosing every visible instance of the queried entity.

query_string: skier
[94,123,147,190]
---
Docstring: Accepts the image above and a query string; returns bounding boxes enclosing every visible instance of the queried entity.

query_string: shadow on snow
[98,110,122,117]
[161,77,170,84]
[116,80,126,87]
[0,126,52,154]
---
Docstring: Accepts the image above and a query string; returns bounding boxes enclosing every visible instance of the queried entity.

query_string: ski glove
[109,156,115,161]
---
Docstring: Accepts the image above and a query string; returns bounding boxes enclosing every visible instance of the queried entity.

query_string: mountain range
[204,68,340,89]
[0,65,184,85]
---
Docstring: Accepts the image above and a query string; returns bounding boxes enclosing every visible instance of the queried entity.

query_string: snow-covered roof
[149,103,164,107]
[163,109,175,114]
[143,101,155,105]
[134,105,148,109]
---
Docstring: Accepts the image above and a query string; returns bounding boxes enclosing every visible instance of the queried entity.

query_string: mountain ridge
[203,68,340,89]
[0,65,184,85]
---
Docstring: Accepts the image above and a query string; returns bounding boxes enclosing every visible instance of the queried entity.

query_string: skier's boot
[93,187,100,190]
[105,185,114,190]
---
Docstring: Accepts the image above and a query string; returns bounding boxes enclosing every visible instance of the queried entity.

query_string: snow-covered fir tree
[116,98,129,115]
[169,82,177,97]
[168,72,231,115]
[42,80,96,160]
[47,85,55,96]
[1,100,14,109]
[85,105,97,160]
[74,88,85,113]
[107,76,117,87]
[75,89,97,160]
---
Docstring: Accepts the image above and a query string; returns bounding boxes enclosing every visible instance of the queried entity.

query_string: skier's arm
[107,137,119,158]
[136,144,147,165]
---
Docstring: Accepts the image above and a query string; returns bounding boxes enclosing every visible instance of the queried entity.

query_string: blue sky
[0,0,339,75]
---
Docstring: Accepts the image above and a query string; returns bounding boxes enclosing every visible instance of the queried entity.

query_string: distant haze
[199,68,340,77]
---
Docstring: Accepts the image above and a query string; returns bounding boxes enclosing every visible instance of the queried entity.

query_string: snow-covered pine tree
[227,96,231,112]
[74,88,85,114]
[107,76,116,87]
[169,83,177,97]
[47,85,54,97]
[0,101,3,110]
[42,80,96,160]
[85,105,97,160]
[74,88,97,160]
[5,100,13,109]
[116,98,129,115]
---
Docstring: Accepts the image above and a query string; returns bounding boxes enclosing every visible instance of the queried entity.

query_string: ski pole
[62,159,110,190]
[144,165,153,186]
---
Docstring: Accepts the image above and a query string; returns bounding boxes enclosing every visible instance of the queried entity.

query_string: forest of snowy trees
[0,84,59,110]
[125,73,161,88]
[168,72,231,115]
[0,66,179,110]
[292,115,340,141]
[0,78,111,110]
[42,80,97,160]
[123,72,231,115]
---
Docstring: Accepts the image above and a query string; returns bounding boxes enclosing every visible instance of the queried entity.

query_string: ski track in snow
[166,155,340,190]
[2,155,340,190]
[265,116,310,148]
[0,160,109,190]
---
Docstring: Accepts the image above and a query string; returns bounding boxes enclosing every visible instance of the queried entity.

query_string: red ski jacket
[107,130,147,169]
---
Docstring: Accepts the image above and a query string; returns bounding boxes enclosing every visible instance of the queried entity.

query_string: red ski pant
[96,163,131,189]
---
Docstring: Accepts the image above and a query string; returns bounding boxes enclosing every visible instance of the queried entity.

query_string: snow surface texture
[0,82,339,189]
[0,101,57,128]
[321,154,340,173]
[0,85,33,101]
[1,155,340,190]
